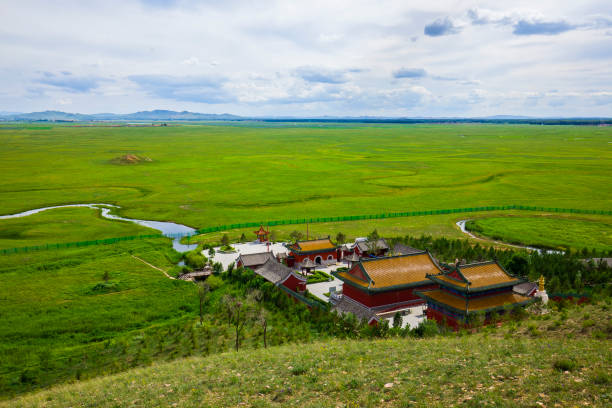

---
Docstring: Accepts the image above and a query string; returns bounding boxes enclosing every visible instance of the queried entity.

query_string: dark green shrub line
[2,204,611,255]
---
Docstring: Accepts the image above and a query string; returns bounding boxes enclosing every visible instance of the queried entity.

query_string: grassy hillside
[1,123,610,230]
[3,301,610,407]
[466,215,612,251]
[0,240,360,398]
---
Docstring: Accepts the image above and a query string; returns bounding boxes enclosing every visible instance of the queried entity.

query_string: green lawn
[467,215,612,251]
[3,302,610,408]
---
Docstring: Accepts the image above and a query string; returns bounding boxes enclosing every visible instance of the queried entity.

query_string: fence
[2,204,611,255]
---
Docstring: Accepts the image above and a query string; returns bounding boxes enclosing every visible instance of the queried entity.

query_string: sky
[1,0,611,117]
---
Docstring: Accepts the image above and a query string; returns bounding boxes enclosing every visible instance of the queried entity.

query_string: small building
[418,260,534,330]
[285,237,339,268]
[254,258,307,293]
[332,251,441,318]
[236,252,274,270]
[353,238,389,258]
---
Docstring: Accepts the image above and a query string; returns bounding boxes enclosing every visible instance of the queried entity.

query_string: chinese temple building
[285,237,339,268]
[332,251,441,319]
[236,252,274,270]
[418,260,534,329]
[254,258,307,293]
[254,225,270,242]
[353,238,390,258]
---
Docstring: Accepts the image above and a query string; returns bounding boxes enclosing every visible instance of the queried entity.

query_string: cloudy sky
[1,0,611,116]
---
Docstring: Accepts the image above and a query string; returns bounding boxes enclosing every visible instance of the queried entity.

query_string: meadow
[0,123,611,251]
[466,215,612,251]
[3,300,610,408]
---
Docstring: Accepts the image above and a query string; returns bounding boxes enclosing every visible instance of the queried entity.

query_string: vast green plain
[1,122,611,403]
[1,123,611,249]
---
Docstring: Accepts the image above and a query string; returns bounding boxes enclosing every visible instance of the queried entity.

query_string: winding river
[456,220,561,254]
[0,204,198,252]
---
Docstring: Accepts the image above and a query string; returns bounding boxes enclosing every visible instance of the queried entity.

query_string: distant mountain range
[0,110,609,124]
[0,110,241,121]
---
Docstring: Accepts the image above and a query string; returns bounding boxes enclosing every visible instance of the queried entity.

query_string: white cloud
[0,0,610,116]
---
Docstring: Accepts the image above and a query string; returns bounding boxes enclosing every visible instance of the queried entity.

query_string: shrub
[206,275,224,291]
[553,358,577,372]
[411,320,440,338]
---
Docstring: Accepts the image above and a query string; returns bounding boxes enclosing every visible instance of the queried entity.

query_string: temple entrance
[314,256,322,265]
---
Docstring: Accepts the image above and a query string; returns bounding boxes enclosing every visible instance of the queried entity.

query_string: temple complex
[418,260,534,329]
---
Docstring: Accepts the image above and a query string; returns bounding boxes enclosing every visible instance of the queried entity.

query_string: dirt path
[131,255,176,280]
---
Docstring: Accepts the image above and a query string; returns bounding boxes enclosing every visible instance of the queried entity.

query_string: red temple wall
[292,250,337,264]
[281,275,306,292]
[343,283,437,308]
[426,308,461,330]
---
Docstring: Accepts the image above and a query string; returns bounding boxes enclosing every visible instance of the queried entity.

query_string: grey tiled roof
[392,243,423,255]
[255,258,305,285]
[301,258,316,268]
[238,252,274,268]
[513,282,538,296]
[355,238,389,252]
[333,296,377,323]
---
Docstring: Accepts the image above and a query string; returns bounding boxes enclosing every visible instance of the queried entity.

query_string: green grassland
[0,239,359,398]
[0,207,156,249]
[1,123,610,227]
[1,122,610,250]
[185,210,612,252]
[3,301,611,408]
[466,215,612,251]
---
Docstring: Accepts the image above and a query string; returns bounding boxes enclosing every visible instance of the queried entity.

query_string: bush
[206,275,224,291]
[553,358,577,372]
[411,320,440,338]
[184,250,207,269]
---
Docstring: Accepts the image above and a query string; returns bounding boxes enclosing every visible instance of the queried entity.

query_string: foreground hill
[4,303,610,407]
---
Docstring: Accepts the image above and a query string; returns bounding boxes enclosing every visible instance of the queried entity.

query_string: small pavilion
[254,225,270,243]
[344,252,361,268]
[300,258,316,275]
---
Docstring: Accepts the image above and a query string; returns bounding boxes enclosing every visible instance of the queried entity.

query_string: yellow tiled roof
[423,289,531,312]
[341,253,439,289]
[296,238,336,252]
[459,262,518,288]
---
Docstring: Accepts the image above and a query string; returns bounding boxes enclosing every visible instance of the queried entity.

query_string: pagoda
[418,260,534,329]
[254,225,270,242]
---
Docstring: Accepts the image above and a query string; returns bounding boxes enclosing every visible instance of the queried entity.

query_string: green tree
[289,230,304,242]
[222,291,260,351]
[197,282,210,325]
[239,233,247,242]
[392,312,402,329]
[335,232,346,244]
[221,234,230,246]
[102,271,110,282]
